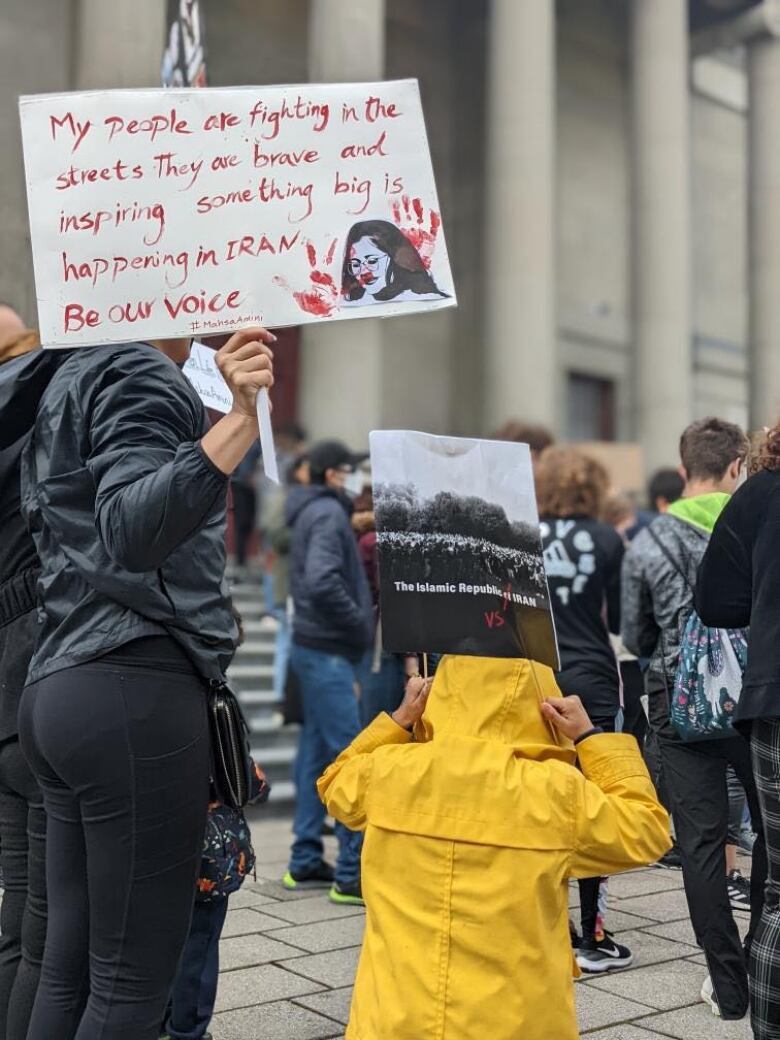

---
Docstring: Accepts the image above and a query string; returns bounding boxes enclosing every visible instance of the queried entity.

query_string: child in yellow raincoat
[318,655,671,1040]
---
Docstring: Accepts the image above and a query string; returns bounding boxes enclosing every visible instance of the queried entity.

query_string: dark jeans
[644,674,674,818]
[661,734,766,1020]
[289,644,363,884]
[164,899,229,1040]
[19,660,210,1040]
[0,738,47,1040]
[727,767,751,848]
[358,650,405,728]
[231,484,256,567]
[621,660,648,747]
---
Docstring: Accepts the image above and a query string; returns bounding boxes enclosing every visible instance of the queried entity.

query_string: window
[566,373,616,442]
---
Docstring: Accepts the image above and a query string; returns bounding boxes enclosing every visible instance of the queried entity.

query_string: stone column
[630,2,692,473]
[300,0,385,448]
[747,32,780,427]
[74,0,167,88]
[0,0,74,320]
[484,0,557,432]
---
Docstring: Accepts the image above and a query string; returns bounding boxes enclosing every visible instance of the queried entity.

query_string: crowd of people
[1,292,780,1038]
[242,412,780,1037]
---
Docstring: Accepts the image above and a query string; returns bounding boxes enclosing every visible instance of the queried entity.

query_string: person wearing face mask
[283,440,373,905]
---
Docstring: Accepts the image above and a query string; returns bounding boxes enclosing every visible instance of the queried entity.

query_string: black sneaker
[329,879,365,906]
[576,932,634,973]
[160,1034,212,1039]
[654,844,683,870]
[282,861,334,890]
[569,919,582,950]
[727,869,751,913]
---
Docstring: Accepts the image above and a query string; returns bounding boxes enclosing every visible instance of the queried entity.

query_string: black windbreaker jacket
[19,342,237,684]
[0,348,65,738]
[696,470,780,728]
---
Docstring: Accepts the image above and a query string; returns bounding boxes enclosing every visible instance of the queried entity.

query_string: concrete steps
[227,574,297,814]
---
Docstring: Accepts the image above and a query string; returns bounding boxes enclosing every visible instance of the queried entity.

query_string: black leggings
[0,738,47,1040]
[19,658,210,1040]
[578,713,617,940]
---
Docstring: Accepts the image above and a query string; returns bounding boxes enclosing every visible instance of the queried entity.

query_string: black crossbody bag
[207,680,254,810]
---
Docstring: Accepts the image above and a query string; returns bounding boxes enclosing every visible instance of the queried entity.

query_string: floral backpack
[196,803,256,903]
[670,615,748,741]
[196,759,270,903]
[649,527,748,742]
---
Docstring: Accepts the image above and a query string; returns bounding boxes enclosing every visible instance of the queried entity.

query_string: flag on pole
[162,0,207,87]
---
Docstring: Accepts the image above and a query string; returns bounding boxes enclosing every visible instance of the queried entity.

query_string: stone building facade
[1,0,775,472]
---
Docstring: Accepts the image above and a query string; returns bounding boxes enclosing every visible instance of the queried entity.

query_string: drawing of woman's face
[347,237,391,296]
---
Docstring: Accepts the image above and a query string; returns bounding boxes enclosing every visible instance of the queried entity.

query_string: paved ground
[208,817,754,1040]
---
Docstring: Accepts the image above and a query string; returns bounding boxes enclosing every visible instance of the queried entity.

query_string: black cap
[308,440,366,482]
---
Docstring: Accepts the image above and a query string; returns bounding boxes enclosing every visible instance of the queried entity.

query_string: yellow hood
[416,654,576,766]
[363,655,579,850]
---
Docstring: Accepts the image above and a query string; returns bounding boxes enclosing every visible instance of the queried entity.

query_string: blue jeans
[289,645,363,884]
[164,898,229,1040]
[359,650,405,728]
[273,607,292,698]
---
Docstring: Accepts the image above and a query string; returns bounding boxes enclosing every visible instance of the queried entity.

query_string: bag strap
[644,525,690,713]
[646,524,696,594]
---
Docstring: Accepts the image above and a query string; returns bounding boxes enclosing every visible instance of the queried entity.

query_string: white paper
[19,81,456,347]
[182,340,232,412]
[257,389,279,484]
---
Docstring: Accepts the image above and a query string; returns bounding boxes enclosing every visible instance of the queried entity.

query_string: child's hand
[392,676,433,730]
[540,695,594,742]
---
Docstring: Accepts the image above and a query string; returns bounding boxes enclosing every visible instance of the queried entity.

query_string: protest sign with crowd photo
[18,80,455,347]
[370,431,559,668]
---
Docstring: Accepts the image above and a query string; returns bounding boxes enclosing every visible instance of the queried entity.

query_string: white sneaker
[701,975,721,1017]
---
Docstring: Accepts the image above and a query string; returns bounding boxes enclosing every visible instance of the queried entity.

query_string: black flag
[162,0,207,88]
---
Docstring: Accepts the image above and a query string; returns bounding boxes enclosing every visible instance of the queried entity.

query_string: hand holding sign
[540,696,595,744]
[214,327,275,421]
[392,676,433,731]
[199,328,275,477]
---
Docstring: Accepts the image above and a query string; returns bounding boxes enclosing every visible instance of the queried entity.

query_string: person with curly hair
[696,418,780,1037]
[535,446,630,972]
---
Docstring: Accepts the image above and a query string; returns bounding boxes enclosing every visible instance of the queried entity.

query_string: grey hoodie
[621,513,709,681]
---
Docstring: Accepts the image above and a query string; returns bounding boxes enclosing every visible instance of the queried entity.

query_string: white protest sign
[183,340,231,412]
[19,81,456,347]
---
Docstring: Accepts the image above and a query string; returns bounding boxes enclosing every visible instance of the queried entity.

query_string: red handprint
[390,195,442,269]
[273,238,340,317]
